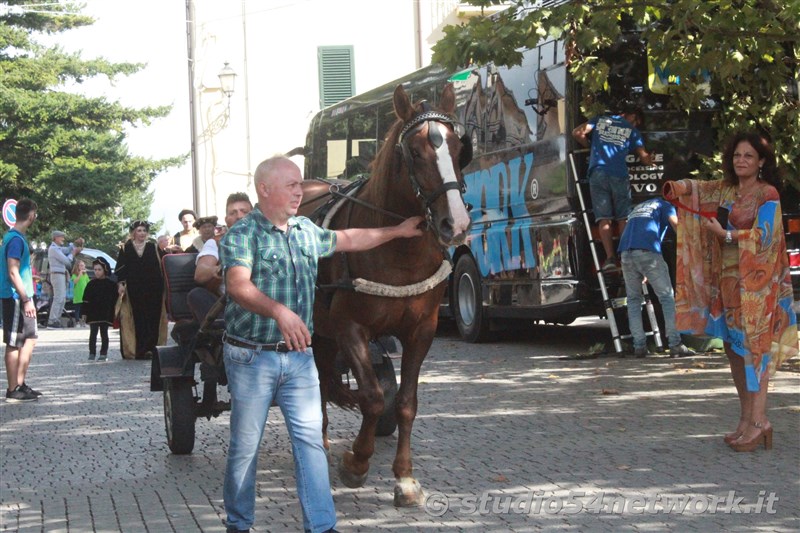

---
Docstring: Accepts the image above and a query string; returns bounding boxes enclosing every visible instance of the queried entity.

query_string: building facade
[187,0,495,218]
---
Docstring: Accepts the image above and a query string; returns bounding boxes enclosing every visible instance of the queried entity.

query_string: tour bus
[303,37,727,343]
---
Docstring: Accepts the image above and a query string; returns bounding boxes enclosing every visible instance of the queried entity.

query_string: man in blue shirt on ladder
[573,105,654,272]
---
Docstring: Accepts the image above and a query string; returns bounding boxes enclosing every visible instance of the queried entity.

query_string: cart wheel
[163,379,196,454]
[374,356,397,437]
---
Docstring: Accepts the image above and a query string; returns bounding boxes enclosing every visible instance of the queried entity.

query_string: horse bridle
[396,109,469,226]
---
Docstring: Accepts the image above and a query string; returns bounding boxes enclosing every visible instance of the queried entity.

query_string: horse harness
[309,107,468,300]
[396,107,469,227]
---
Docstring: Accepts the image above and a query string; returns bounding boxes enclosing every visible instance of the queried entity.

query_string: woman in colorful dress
[114,220,167,360]
[664,131,797,452]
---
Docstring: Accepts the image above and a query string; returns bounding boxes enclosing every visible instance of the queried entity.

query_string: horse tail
[313,335,360,411]
[324,376,360,411]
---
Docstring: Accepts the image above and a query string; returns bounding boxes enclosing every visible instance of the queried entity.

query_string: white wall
[191,0,463,219]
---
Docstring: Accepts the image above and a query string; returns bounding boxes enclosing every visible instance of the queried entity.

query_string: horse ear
[393,85,414,121]
[440,83,456,114]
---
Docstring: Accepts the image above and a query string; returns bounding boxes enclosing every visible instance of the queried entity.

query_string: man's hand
[23,300,35,318]
[274,305,312,351]
[395,215,425,238]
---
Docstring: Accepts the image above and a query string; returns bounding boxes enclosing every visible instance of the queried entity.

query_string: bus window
[411,86,435,107]
[345,108,378,178]
[377,102,395,150]
[322,118,348,178]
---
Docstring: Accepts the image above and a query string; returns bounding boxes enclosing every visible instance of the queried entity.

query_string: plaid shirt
[219,206,336,344]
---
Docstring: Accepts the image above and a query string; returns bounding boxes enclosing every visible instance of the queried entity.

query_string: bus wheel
[453,255,490,343]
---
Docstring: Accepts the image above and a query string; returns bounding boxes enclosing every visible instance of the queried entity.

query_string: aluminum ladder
[568,150,663,354]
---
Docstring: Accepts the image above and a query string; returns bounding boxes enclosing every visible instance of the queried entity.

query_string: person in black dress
[114,220,166,359]
[82,257,118,361]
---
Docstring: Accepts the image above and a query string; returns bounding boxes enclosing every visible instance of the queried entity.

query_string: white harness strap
[352,260,452,297]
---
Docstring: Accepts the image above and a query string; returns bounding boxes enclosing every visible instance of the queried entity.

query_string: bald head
[254,155,304,227]
[254,156,299,190]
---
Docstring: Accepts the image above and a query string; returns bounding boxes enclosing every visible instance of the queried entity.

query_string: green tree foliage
[432,0,799,191]
[0,1,185,252]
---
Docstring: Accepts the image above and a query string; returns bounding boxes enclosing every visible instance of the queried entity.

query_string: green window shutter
[318,46,355,108]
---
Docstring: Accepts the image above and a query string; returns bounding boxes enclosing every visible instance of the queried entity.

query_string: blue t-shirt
[587,115,645,177]
[0,228,34,299]
[618,198,676,254]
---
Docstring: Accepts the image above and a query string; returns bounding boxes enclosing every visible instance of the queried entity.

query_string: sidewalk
[1,322,798,532]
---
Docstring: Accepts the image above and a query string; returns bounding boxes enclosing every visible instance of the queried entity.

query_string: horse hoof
[338,457,368,488]
[394,477,424,507]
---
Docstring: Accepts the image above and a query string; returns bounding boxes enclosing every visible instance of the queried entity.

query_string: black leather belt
[222,332,291,353]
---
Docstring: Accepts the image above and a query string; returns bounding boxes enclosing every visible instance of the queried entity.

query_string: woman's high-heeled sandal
[729,421,773,452]
[723,419,749,444]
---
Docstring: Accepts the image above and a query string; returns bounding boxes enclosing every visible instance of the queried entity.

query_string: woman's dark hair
[92,257,111,276]
[721,132,780,190]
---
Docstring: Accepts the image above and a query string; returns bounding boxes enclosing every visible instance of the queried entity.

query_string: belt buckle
[275,340,287,352]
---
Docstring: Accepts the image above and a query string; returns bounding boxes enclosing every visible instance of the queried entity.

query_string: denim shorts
[588,168,632,221]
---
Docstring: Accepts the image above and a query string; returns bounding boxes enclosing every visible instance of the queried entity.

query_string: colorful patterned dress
[671,179,797,391]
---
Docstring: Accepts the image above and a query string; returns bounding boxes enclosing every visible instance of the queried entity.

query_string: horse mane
[358,104,419,228]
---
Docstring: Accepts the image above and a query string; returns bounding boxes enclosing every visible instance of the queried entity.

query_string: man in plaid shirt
[219,156,423,533]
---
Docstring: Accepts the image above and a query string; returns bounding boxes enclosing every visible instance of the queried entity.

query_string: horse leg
[392,331,434,507]
[337,327,383,488]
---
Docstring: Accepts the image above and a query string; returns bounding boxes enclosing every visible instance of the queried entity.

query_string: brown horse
[311,83,472,506]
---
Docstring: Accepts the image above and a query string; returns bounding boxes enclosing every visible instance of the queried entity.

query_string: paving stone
[1,323,798,532]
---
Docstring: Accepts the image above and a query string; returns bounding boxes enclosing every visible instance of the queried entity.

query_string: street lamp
[218,62,236,111]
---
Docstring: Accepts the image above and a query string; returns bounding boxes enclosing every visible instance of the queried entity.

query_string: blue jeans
[588,168,632,221]
[620,250,681,349]
[223,343,336,533]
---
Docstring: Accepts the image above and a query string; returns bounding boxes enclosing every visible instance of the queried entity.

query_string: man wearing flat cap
[186,216,217,254]
[47,230,83,328]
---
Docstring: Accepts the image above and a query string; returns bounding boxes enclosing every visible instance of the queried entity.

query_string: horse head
[392,83,472,246]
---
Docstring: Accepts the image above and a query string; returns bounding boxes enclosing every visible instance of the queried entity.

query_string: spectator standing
[173,209,198,251]
[115,220,167,360]
[82,257,118,361]
[71,260,89,327]
[1,198,43,402]
[219,156,422,533]
[663,131,797,451]
[47,230,83,327]
[618,198,695,358]
[572,105,654,271]
[157,234,172,253]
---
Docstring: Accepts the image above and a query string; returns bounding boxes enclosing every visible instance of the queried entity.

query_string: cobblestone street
[1,320,798,532]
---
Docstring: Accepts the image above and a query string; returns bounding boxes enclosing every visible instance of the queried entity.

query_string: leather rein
[306,108,466,233]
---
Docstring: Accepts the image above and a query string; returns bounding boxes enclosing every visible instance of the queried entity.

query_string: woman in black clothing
[114,220,166,359]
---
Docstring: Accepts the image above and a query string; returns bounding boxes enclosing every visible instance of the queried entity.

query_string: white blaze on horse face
[432,122,471,238]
